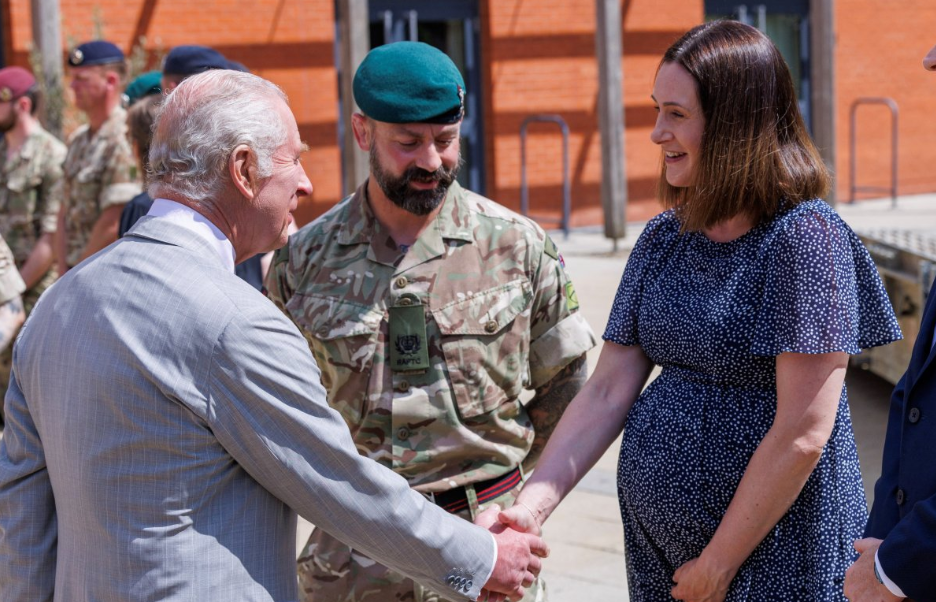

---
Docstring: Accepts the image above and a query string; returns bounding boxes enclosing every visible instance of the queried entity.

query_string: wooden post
[337,0,371,196]
[31,0,64,137]
[810,0,836,204]
[595,0,627,245]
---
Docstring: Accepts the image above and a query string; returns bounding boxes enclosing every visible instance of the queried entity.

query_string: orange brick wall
[2,0,341,227]
[484,0,703,225]
[5,1,725,229]
[835,0,936,202]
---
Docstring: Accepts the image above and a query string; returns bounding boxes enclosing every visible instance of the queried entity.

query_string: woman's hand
[671,555,735,602]
[496,501,542,535]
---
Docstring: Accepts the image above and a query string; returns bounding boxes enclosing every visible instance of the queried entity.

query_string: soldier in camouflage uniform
[0,232,25,426]
[57,41,140,275]
[0,66,67,424]
[266,42,596,602]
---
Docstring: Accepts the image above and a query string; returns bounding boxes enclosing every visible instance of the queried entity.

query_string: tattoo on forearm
[525,354,588,467]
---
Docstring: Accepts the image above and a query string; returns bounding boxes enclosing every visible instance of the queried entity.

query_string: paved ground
[295,193,936,600]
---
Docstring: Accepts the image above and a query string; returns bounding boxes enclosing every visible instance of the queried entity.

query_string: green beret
[124,70,162,106]
[353,42,465,124]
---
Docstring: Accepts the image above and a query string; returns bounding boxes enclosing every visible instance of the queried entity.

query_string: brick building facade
[1,0,934,228]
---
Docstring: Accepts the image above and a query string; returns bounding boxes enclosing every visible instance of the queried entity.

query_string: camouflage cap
[0,67,35,102]
[353,41,466,124]
[68,40,125,67]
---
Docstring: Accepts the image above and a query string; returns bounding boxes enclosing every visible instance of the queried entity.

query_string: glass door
[368,0,486,194]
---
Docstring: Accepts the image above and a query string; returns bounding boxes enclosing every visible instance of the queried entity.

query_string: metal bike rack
[520,115,571,238]
[849,97,899,207]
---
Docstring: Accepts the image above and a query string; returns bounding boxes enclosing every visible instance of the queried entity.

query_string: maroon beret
[0,67,36,103]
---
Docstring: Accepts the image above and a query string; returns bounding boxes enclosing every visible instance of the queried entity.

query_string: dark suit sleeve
[865,373,906,539]
[204,304,495,601]
[877,493,936,602]
[0,362,57,602]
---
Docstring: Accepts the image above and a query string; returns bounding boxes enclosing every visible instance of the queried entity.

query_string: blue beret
[124,71,162,106]
[68,40,125,67]
[225,60,249,73]
[353,42,466,124]
[163,45,229,76]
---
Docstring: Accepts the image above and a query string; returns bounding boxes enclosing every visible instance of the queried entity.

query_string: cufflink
[445,567,475,594]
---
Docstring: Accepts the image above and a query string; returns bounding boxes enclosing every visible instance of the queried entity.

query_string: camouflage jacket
[267,181,596,492]
[0,127,66,270]
[62,106,140,267]
[0,234,25,305]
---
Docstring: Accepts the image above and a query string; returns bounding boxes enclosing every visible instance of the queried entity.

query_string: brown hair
[127,94,161,183]
[658,20,830,231]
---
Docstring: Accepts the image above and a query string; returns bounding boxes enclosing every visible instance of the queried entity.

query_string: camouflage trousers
[298,480,547,602]
[0,269,55,425]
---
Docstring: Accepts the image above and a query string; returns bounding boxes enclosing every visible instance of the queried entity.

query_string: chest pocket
[285,293,382,427]
[2,172,40,220]
[433,279,533,419]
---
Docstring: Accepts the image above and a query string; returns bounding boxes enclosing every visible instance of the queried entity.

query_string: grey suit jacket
[0,217,494,601]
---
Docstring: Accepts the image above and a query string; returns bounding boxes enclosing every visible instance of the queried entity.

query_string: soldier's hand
[477,504,548,600]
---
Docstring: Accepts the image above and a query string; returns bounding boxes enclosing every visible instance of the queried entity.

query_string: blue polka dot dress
[603,200,901,601]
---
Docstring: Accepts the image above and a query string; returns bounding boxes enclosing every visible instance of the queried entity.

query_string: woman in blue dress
[497,20,901,602]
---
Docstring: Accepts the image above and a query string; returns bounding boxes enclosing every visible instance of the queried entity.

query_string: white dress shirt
[146,198,236,274]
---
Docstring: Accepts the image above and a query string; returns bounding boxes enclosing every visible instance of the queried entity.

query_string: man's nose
[297,169,313,197]
[924,44,936,71]
[414,144,443,173]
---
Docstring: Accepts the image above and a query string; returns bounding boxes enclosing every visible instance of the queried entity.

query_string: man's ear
[14,95,31,117]
[104,70,121,91]
[228,144,258,199]
[351,113,373,152]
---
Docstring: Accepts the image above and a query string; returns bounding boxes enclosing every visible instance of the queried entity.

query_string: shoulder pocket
[433,279,533,418]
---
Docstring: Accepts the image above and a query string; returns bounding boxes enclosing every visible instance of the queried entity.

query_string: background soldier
[57,40,140,275]
[0,66,66,423]
[122,44,268,290]
[267,41,596,602]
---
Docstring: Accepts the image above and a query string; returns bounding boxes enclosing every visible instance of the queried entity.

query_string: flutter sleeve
[602,212,674,347]
[751,202,902,356]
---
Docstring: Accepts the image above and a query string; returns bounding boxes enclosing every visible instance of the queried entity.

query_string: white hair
[148,70,289,204]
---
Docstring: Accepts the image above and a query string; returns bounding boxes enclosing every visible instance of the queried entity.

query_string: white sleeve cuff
[476,531,497,596]
[875,548,907,598]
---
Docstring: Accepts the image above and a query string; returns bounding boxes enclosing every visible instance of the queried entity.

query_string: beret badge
[70,48,84,65]
[0,87,11,102]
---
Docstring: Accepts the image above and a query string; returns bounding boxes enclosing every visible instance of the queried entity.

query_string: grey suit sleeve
[0,360,57,602]
[206,305,495,600]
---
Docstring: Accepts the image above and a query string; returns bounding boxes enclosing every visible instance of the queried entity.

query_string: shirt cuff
[875,548,907,598]
[477,531,497,595]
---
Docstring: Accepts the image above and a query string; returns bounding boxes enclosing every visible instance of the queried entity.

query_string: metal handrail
[849,97,899,207]
[520,115,571,238]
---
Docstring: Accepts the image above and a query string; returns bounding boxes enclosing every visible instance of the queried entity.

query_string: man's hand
[670,556,734,602]
[844,538,904,602]
[476,504,549,601]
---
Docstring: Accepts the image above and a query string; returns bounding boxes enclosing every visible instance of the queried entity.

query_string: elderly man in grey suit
[0,70,546,602]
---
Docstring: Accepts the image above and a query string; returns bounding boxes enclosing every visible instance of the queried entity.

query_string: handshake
[476,502,548,602]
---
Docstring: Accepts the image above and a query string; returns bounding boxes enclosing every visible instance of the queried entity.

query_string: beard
[0,111,17,134]
[369,147,463,216]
